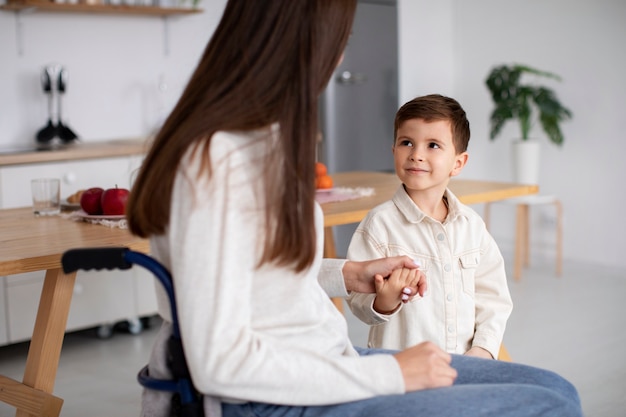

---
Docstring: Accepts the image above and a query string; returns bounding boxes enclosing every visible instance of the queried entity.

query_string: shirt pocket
[458,251,480,297]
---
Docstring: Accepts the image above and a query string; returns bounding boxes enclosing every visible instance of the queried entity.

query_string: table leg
[555,200,563,276]
[483,202,491,232]
[15,268,76,417]
[323,227,337,258]
[324,227,344,313]
[0,374,63,417]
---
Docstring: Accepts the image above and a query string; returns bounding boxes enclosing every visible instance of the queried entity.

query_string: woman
[128,1,582,416]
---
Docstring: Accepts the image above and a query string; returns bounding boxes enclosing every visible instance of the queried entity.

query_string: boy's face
[392,118,468,197]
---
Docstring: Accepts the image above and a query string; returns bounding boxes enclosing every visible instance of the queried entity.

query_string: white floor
[1,257,624,417]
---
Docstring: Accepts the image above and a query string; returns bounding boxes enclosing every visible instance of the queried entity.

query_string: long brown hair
[127,0,356,272]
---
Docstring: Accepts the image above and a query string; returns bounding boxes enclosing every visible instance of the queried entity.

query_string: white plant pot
[511,139,541,184]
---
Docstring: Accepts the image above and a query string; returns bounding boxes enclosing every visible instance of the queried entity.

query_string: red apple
[80,187,104,215]
[101,186,130,216]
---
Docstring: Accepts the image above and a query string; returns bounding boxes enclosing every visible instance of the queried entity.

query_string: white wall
[2,0,625,269]
[0,2,226,145]
[399,0,626,269]
[398,0,455,99]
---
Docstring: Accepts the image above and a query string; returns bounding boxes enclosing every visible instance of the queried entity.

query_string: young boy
[346,94,512,359]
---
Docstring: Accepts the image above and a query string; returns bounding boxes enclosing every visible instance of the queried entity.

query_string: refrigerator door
[319,0,398,256]
[320,0,398,175]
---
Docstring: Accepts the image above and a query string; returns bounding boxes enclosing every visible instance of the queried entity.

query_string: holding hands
[373,266,426,314]
[341,255,426,314]
[342,255,422,294]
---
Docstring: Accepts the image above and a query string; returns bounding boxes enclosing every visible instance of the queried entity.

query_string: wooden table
[321,171,539,257]
[0,208,149,417]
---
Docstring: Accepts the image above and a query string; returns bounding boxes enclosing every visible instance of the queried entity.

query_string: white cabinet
[134,268,159,317]
[5,270,137,343]
[0,155,144,208]
[0,154,158,346]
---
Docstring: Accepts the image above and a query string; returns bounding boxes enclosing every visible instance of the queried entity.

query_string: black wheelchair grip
[61,247,133,274]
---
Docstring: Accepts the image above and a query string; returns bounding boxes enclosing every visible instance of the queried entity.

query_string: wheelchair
[61,247,204,417]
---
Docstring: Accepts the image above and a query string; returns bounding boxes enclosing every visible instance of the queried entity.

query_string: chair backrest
[61,247,204,417]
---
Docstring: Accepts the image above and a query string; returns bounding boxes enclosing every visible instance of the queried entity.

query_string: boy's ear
[450,152,469,177]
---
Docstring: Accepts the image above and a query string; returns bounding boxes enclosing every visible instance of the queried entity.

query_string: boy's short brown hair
[394,94,470,153]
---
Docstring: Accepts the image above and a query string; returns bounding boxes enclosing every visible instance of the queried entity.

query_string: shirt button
[447,326,454,333]
[447,294,454,301]
[437,233,445,241]
[444,264,451,272]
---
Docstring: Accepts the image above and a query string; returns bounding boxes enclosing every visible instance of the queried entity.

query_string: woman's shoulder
[181,126,276,173]
[210,126,276,159]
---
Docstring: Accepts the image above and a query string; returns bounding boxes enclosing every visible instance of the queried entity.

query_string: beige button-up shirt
[346,186,513,359]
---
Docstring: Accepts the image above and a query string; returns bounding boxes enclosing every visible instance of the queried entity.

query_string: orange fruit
[315,162,328,177]
[316,174,333,189]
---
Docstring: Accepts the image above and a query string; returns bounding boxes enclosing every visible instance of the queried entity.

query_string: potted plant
[485,64,573,183]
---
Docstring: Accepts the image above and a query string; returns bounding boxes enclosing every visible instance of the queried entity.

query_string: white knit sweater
[145,127,405,416]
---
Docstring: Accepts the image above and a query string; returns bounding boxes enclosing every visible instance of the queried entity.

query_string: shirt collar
[392,185,466,224]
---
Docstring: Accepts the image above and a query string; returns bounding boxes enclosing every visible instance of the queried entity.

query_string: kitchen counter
[0,138,151,167]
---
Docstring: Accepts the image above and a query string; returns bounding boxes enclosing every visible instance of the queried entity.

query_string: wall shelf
[0,0,202,16]
[1,0,202,55]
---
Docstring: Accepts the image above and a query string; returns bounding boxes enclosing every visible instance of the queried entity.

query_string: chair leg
[514,204,528,281]
[555,200,563,276]
[500,199,562,281]
[523,204,530,267]
[498,344,512,362]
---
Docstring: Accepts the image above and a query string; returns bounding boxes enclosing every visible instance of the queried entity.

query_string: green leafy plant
[485,64,573,146]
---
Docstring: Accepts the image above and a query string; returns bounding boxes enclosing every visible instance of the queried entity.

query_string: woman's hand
[393,342,457,391]
[342,256,421,294]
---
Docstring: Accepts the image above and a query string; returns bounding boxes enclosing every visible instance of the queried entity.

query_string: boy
[346,94,512,359]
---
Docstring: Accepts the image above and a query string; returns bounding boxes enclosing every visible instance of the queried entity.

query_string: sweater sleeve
[165,134,405,405]
[318,258,349,298]
[345,218,398,325]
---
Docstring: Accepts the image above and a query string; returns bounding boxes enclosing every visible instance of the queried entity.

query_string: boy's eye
[398,140,413,147]
[428,142,440,149]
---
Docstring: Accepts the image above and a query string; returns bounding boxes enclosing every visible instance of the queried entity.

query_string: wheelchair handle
[61,247,133,274]
[61,247,181,339]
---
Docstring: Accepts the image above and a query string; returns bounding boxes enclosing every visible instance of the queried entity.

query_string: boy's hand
[464,346,494,359]
[373,267,426,314]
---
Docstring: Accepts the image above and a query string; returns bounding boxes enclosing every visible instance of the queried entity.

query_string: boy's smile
[393,118,467,204]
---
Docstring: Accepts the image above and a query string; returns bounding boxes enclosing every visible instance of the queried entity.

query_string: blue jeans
[221,348,582,417]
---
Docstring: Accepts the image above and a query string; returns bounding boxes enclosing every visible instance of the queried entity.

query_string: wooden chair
[484,195,563,281]
[498,345,512,361]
